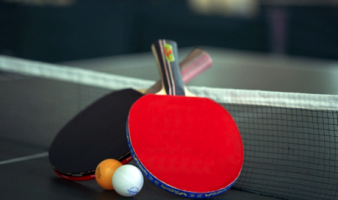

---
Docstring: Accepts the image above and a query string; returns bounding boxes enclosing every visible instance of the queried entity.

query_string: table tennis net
[0,55,337,200]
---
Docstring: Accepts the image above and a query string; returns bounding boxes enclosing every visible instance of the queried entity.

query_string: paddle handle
[151,39,185,96]
[180,48,212,83]
[145,48,212,94]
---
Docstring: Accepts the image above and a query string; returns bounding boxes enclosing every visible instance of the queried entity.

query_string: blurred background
[1,0,338,63]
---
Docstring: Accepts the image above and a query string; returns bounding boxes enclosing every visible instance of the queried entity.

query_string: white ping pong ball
[112,164,144,197]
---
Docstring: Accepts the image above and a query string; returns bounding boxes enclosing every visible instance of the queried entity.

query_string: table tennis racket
[127,39,244,198]
[49,48,213,181]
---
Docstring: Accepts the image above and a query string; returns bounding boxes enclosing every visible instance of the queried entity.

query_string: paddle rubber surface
[127,94,243,194]
[49,89,142,176]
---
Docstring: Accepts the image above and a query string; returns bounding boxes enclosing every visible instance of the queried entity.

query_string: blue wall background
[0,0,337,63]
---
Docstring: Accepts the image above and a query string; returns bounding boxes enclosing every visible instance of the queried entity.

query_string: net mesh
[0,56,337,200]
[224,103,338,200]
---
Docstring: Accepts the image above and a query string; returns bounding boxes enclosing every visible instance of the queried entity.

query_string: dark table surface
[0,139,276,200]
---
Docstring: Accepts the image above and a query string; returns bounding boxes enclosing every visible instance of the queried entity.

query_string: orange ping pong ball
[95,159,123,190]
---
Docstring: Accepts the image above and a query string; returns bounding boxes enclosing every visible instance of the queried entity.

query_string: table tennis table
[1,47,337,200]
